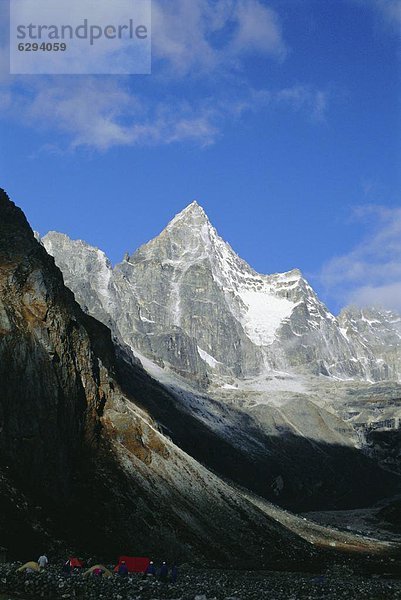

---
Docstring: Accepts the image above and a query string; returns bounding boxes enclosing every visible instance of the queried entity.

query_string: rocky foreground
[1,564,401,600]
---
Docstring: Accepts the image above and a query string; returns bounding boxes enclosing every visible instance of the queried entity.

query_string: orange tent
[83,564,112,577]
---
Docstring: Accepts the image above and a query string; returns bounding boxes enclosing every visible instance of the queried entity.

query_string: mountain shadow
[115,345,401,513]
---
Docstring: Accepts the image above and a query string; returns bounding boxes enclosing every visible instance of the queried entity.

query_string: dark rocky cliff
[0,189,315,564]
[0,188,122,554]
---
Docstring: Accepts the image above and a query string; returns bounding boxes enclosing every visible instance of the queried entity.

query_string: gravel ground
[1,564,401,600]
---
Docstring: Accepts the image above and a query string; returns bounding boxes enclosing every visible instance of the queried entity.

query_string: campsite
[1,558,401,599]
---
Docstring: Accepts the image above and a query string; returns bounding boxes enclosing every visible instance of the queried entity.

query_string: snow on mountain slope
[237,289,295,345]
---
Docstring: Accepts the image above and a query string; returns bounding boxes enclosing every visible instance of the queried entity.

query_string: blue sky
[0,0,400,314]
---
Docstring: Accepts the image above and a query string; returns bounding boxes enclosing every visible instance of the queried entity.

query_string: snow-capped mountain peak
[42,203,401,386]
[166,200,209,230]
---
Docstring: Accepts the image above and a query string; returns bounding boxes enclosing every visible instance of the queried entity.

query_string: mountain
[40,201,401,513]
[1,188,323,563]
[42,201,401,387]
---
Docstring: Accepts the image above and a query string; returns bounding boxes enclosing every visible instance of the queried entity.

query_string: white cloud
[0,78,327,150]
[228,0,287,58]
[348,283,401,312]
[6,78,221,150]
[320,206,401,312]
[152,0,287,75]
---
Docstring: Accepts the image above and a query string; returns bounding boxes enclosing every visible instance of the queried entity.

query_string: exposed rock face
[338,306,401,381]
[1,189,318,563]
[42,202,401,387]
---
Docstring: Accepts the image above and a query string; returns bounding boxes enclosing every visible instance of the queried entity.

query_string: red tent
[114,556,150,573]
[69,558,83,568]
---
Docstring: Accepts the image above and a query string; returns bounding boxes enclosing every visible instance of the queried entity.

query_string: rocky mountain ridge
[42,201,401,389]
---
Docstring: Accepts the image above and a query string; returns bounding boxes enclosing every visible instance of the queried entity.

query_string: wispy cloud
[152,0,287,76]
[371,0,401,25]
[0,78,328,151]
[352,0,401,29]
[320,206,401,312]
[0,1,328,151]
[3,78,221,149]
[275,86,328,121]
